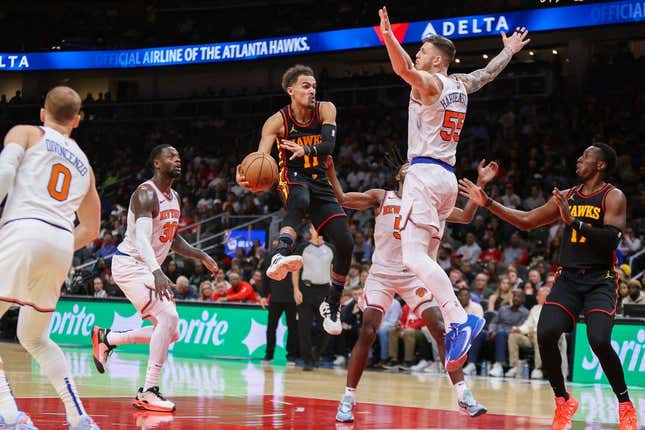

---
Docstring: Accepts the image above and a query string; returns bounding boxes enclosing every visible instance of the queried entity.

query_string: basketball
[240,152,278,191]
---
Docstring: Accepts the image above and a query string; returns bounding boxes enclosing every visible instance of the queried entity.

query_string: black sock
[617,390,630,403]
[553,386,569,400]
[329,278,345,302]
[276,233,294,256]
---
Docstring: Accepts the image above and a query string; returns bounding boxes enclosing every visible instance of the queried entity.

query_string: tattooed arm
[451,27,531,94]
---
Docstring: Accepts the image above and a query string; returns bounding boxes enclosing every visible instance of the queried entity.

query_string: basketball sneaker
[443,314,485,372]
[68,415,100,430]
[91,326,115,374]
[133,387,175,412]
[618,401,638,430]
[457,388,487,417]
[266,253,303,281]
[319,299,341,335]
[552,394,578,430]
[0,412,38,429]
[335,395,355,423]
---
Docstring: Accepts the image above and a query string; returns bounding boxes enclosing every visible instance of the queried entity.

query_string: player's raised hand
[379,6,391,35]
[152,269,174,301]
[552,188,574,225]
[458,178,489,207]
[502,26,530,54]
[476,159,499,185]
[280,139,306,160]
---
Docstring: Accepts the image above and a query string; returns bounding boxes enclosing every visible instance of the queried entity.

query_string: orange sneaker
[618,401,638,430]
[552,394,578,430]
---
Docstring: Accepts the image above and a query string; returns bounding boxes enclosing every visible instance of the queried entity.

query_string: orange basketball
[240,152,278,191]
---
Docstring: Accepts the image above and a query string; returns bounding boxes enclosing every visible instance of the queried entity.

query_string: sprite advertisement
[573,321,645,387]
[48,298,288,361]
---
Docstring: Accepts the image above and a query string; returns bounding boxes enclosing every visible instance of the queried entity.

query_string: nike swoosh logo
[159,200,165,204]
[462,326,472,343]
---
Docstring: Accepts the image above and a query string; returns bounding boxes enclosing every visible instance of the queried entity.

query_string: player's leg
[284,302,299,363]
[267,185,309,280]
[264,302,284,362]
[314,203,353,335]
[337,275,390,423]
[17,306,98,428]
[0,302,37,429]
[419,306,487,417]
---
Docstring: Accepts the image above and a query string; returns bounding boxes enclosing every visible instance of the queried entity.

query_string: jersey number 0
[47,163,72,201]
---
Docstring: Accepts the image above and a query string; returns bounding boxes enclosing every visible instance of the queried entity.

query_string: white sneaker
[411,359,430,372]
[68,415,100,430]
[266,254,303,281]
[319,300,342,335]
[333,356,346,367]
[462,362,477,376]
[132,387,175,412]
[531,368,544,379]
[488,362,504,377]
[505,366,519,378]
[423,361,439,374]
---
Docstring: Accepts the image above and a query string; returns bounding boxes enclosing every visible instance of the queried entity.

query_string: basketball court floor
[2,342,642,429]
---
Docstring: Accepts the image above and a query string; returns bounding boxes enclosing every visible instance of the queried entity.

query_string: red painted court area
[16,395,562,429]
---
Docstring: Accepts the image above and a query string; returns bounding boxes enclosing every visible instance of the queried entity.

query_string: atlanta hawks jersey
[1,126,91,232]
[117,180,181,266]
[407,73,468,166]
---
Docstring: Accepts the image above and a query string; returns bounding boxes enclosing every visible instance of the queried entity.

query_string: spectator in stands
[173,275,198,300]
[249,269,263,293]
[385,304,426,370]
[373,296,402,368]
[459,287,485,376]
[339,286,364,365]
[523,182,546,210]
[479,237,502,263]
[527,269,543,289]
[448,268,464,289]
[457,232,481,264]
[623,279,644,304]
[470,273,491,304]
[199,281,214,302]
[487,290,529,377]
[189,261,211,290]
[96,232,117,260]
[214,273,258,303]
[502,233,528,266]
[506,287,567,379]
[619,227,642,258]
[353,232,373,262]
[346,263,361,288]
[93,277,108,298]
[522,281,537,310]
[166,259,181,283]
[437,243,452,270]
[506,265,523,289]
[543,272,556,288]
[501,183,521,209]
[618,280,630,308]
[488,275,513,311]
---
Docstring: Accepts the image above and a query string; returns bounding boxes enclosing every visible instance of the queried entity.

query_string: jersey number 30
[47,163,72,201]
[440,110,465,143]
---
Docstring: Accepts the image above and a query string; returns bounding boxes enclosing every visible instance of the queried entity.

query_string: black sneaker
[91,326,115,374]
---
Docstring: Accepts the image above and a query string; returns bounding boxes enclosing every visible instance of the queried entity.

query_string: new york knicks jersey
[118,180,181,266]
[1,126,91,232]
[370,191,409,276]
[407,73,468,166]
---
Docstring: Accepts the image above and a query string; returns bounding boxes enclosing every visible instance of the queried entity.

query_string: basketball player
[458,144,637,429]
[378,6,530,370]
[236,65,353,335]
[0,87,101,429]
[327,158,496,422]
[91,144,218,412]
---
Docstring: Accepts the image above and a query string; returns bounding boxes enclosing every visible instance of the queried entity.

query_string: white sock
[344,386,356,402]
[454,380,467,401]
[440,300,468,329]
[17,307,86,427]
[0,358,19,423]
[143,308,177,390]
[107,326,154,346]
[144,363,163,391]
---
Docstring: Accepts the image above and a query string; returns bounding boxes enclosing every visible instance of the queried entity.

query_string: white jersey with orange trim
[117,180,181,266]
[370,191,411,277]
[0,126,91,232]
[407,73,468,166]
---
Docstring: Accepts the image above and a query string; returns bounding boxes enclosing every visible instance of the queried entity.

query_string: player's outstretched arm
[171,235,219,276]
[448,160,498,224]
[326,156,383,210]
[458,177,561,230]
[378,7,441,96]
[451,28,530,94]
[74,169,101,250]
[551,187,626,249]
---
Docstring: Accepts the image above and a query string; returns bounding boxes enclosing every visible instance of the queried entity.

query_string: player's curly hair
[281,64,314,92]
[422,34,456,63]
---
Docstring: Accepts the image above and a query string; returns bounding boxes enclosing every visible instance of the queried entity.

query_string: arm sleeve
[307,124,336,157]
[135,217,161,272]
[0,143,25,202]
[572,220,623,249]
